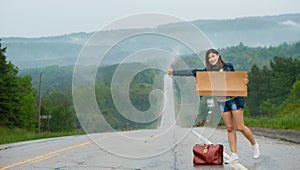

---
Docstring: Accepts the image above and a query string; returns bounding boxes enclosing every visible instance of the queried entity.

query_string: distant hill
[2,13,300,68]
[192,13,300,47]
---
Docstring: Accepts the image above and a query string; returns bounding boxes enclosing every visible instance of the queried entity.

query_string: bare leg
[222,111,237,153]
[232,109,256,145]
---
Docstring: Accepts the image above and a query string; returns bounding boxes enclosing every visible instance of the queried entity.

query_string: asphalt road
[1,126,300,170]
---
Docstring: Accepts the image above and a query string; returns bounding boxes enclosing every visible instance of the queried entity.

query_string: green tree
[17,76,37,130]
[42,91,75,132]
[0,40,36,130]
[0,42,18,127]
[247,64,261,116]
[259,99,276,116]
[248,57,300,117]
[292,80,300,99]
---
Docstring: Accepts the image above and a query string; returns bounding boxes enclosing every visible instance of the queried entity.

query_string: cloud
[279,20,300,28]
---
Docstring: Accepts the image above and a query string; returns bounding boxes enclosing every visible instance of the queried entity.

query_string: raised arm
[168,68,207,77]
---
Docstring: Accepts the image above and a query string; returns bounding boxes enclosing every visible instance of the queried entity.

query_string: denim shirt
[172,63,236,102]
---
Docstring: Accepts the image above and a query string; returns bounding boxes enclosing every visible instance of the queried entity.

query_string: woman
[168,49,260,163]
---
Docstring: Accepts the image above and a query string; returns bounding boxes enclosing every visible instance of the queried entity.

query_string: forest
[1,40,300,138]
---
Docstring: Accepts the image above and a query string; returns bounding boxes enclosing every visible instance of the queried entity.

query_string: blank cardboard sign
[196,72,248,96]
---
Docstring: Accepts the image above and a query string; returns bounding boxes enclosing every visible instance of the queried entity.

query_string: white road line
[192,129,248,170]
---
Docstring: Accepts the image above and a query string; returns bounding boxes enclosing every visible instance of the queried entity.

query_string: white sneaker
[225,153,239,164]
[253,143,260,158]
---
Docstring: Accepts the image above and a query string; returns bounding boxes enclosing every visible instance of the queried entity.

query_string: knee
[237,126,246,132]
[226,126,235,133]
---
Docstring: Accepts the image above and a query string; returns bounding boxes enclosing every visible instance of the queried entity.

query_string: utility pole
[37,72,42,133]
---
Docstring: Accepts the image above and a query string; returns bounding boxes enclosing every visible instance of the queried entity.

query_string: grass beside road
[245,107,300,130]
[0,127,85,145]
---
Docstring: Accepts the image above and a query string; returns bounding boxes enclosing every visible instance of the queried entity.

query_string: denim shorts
[218,97,244,113]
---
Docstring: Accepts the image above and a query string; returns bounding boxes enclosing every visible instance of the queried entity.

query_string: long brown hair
[205,49,226,71]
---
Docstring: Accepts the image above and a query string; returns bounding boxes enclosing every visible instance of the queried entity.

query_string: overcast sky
[1,0,300,37]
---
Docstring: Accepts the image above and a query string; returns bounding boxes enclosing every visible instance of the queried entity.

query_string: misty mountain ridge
[2,13,300,68]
